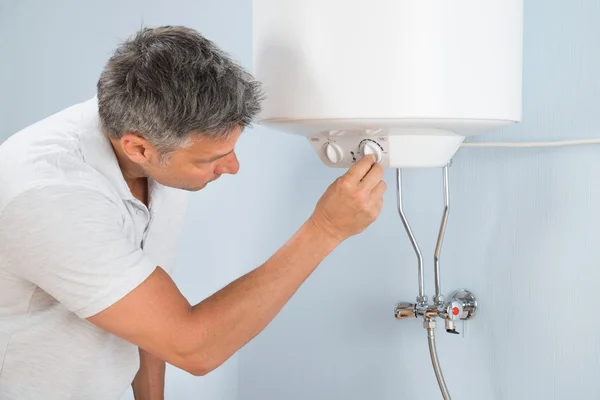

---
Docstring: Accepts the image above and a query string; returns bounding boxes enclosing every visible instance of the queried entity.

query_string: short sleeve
[0,185,157,319]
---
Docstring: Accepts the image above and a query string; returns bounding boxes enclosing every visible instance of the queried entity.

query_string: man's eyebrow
[198,149,235,163]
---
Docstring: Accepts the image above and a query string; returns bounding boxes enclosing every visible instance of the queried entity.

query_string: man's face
[135,126,242,191]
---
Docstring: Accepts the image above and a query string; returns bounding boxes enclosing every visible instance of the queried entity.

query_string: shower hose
[427,324,452,400]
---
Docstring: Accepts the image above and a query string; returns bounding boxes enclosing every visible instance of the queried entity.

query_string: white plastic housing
[252,0,523,168]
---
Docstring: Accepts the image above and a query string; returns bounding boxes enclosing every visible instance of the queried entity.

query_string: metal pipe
[433,164,450,305]
[396,169,426,305]
[426,320,452,400]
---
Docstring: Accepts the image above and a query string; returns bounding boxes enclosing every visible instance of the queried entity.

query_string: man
[0,26,386,399]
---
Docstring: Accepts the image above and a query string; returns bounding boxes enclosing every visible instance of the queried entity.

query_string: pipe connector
[394,302,417,320]
[424,318,437,330]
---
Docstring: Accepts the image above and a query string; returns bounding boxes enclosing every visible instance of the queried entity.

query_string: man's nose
[217,151,240,175]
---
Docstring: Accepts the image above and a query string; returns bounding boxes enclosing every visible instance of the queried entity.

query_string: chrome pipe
[396,169,426,305]
[433,164,450,305]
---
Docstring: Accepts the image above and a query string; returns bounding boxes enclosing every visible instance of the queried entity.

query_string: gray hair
[97,25,264,157]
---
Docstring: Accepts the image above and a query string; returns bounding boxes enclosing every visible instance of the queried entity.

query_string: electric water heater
[252,0,523,168]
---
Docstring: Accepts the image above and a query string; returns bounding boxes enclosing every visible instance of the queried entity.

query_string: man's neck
[129,178,149,206]
[109,139,149,205]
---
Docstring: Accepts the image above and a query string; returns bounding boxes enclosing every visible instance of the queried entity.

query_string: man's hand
[310,154,386,242]
[132,348,165,400]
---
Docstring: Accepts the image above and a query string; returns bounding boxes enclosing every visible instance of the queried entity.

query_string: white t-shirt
[0,98,189,399]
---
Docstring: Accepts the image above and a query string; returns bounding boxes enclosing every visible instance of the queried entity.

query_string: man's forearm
[132,348,165,400]
[186,218,341,372]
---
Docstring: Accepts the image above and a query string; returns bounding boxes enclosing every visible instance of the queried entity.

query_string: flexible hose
[427,326,452,400]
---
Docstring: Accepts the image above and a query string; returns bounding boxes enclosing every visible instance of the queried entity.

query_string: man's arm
[87,155,386,376]
[88,218,341,376]
[132,348,165,400]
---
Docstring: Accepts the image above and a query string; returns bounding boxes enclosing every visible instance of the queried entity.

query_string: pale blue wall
[238,0,600,399]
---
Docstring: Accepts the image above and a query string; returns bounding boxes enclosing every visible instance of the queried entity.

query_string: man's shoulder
[0,98,115,214]
[1,183,121,222]
[0,157,113,217]
[0,98,93,155]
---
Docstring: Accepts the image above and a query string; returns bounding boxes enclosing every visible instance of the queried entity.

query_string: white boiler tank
[252,0,523,168]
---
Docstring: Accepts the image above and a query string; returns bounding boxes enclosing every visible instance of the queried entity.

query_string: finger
[344,154,376,183]
[370,179,387,200]
[360,162,384,190]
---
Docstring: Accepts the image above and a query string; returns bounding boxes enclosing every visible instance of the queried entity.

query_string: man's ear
[120,133,159,164]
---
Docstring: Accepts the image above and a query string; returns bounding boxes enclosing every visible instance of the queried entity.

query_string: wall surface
[237,0,600,399]
[0,1,253,399]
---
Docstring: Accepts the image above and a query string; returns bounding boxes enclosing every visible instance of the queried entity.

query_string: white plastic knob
[360,140,383,163]
[324,142,344,164]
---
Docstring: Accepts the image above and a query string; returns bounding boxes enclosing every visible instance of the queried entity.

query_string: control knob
[323,142,344,164]
[359,139,383,163]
